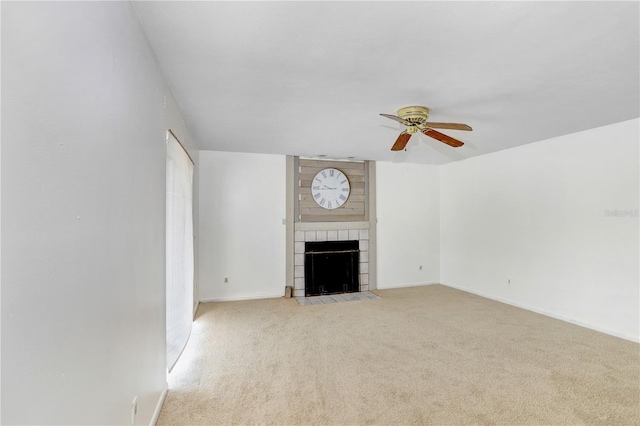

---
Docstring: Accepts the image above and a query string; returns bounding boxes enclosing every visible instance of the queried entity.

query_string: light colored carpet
[158,285,639,425]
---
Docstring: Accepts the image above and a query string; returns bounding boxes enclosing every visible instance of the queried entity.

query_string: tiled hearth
[293,229,369,298]
[295,291,380,306]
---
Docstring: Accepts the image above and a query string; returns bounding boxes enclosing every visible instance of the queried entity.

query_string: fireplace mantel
[295,221,369,231]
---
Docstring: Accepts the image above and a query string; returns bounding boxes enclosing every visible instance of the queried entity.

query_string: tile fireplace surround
[293,229,370,298]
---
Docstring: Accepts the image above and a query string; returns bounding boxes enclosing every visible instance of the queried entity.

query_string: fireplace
[293,228,369,298]
[304,240,360,296]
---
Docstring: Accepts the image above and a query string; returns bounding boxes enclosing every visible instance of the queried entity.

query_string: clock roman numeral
[341,179,347,184]
[329,169,334,177]
[321,171,327,178]
[339,194,347,201]
[319,198,326,206]
[312,186,320,190]
[327,201,332,208]
[314,193,321,199]
[342,188,349,191]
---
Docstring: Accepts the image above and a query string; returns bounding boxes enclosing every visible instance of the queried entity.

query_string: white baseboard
[199,292,284,303]
[150,384,168,426]
[441,282,639,343]
[377,281,439,290]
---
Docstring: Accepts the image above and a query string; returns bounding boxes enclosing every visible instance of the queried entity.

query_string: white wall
[376,162,440,288]
[440,119,639,341]
[1,2,198,424]
[199,151,286,301]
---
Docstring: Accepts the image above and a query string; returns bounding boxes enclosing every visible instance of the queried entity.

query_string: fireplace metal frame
[304,240,360,296]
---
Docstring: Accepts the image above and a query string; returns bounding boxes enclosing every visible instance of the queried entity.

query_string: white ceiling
[134,1,639,165]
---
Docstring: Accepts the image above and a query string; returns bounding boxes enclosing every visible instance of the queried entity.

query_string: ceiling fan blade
[423,122,472,131]
[422,128,464,147]
[380,113,409,125]
[391,132,412,151]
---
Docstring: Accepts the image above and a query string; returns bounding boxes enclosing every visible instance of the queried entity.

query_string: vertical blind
[166,131,194,372]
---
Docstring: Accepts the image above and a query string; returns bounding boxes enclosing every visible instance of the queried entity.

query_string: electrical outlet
[131,396,137,425]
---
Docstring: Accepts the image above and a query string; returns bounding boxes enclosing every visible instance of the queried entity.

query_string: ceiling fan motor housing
[397,106,430,125]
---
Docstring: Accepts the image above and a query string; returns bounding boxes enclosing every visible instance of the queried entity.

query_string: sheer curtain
[165,131,194,372]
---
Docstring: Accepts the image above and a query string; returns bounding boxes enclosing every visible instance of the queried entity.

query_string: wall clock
[311,168,350,209]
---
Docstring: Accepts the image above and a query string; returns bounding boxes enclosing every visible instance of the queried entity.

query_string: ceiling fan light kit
[380,106,472,151]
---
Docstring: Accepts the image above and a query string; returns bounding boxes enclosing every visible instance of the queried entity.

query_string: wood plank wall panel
[298,159,367,222]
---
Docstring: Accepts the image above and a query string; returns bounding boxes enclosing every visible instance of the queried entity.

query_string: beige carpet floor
[158,285,639,425]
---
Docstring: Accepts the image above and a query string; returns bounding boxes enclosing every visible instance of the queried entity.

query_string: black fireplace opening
[304,240,359,297]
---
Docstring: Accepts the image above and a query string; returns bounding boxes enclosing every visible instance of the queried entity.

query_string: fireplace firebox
[304,240,360,296]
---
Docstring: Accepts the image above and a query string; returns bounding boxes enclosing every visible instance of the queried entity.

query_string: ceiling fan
[380,106,472,151]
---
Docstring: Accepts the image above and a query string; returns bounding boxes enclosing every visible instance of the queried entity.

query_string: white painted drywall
[376,162,440,288]
[199,151,286,301]
[1,2,198,424]
[440,119,639,341]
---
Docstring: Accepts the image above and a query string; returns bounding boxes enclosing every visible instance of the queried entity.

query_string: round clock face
[311,168,350,210]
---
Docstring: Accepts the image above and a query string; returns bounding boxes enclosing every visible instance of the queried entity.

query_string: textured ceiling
[134,1,639,165]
